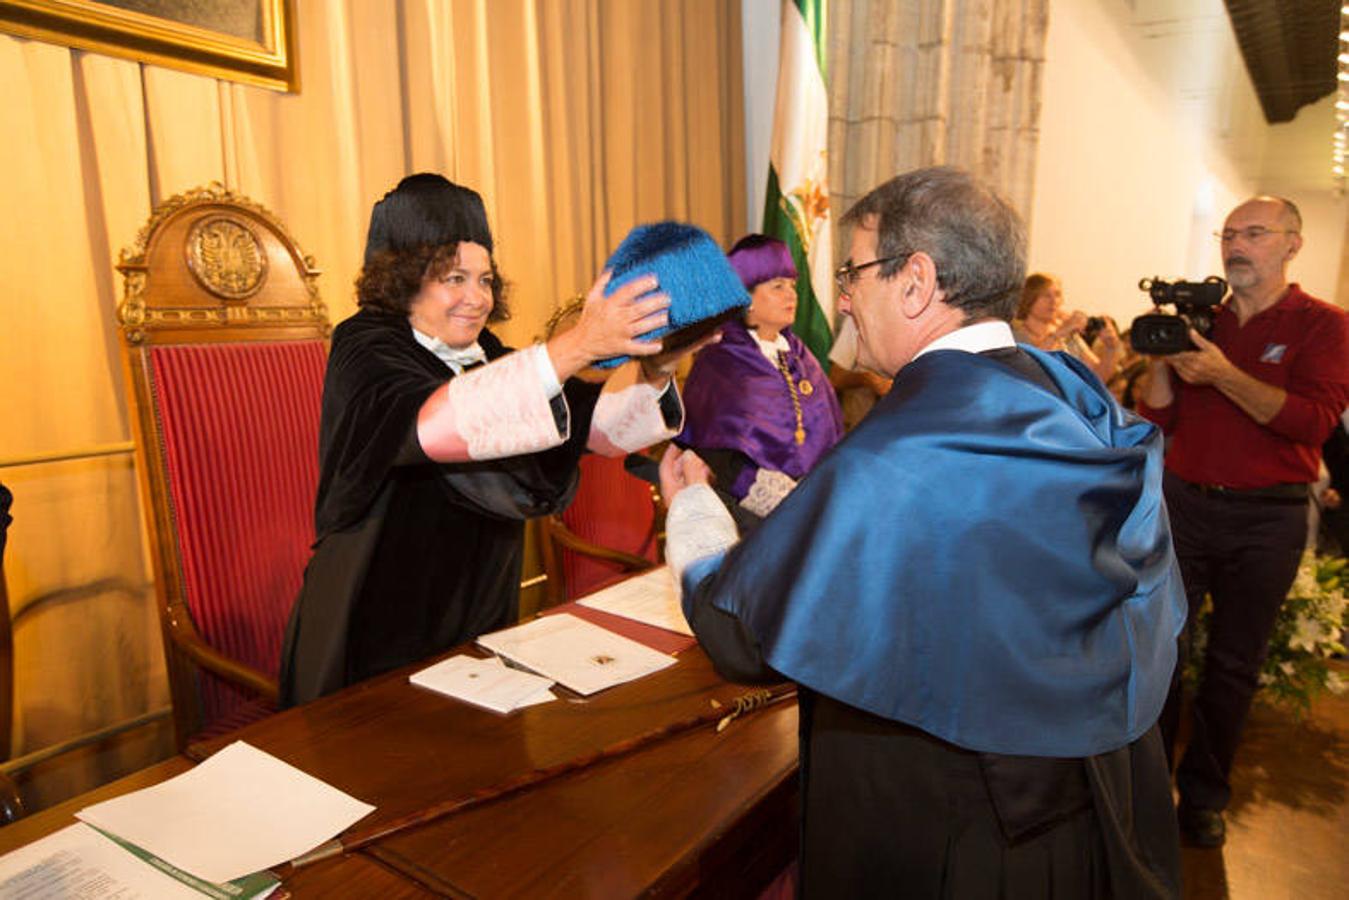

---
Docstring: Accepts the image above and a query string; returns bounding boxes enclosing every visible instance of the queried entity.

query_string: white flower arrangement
[1188,552,1347,717]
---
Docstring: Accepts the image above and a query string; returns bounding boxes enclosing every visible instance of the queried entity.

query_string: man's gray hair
[840,167,1026,321]
[1272,195,1302,233]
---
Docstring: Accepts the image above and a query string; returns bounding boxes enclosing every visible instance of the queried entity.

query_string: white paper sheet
[410,654,556,713]
[0,822,224,899]
[484,657,557,707]
[76,741,375,885]
[576,565,693,636]
[477,613,677,695]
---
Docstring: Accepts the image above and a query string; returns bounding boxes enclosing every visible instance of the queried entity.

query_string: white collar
[913,320,1015,360]
[750,329,791,363]
[412,326,486,373]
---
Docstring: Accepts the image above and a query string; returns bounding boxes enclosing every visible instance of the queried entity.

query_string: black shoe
[1178,803,1225,848]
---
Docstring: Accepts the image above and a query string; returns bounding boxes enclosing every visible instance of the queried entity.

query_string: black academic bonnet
[362,173,494,266]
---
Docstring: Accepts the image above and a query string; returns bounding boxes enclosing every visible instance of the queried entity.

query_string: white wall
[1261,94,1348,301]
[740,0,1346,310]
[1028,0,1346,322]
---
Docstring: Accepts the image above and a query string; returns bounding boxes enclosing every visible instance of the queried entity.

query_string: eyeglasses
[1214,226,1298,243]
[834,254,905,295]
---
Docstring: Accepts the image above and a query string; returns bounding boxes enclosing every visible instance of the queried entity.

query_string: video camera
[1129,276,1227,354]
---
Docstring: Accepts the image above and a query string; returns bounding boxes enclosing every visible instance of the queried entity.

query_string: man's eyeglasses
[834,255,905,295]
[1214,226,1298,243]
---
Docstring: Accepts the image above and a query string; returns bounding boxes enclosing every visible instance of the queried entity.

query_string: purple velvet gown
[677,320,842,505]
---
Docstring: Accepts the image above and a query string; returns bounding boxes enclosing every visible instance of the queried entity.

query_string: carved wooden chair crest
[116,184,329,748]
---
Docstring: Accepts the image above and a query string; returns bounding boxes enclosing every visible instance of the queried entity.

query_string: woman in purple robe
[676,235,843,526]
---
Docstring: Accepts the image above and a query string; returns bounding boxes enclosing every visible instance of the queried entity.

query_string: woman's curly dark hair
[356,241,510,321]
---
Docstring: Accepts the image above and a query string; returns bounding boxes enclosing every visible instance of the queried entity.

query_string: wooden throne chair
[538,451,663,606]
[116,184,329,749]
[535,301,663,606]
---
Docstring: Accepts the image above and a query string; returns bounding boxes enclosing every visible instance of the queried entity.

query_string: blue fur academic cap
[594,222,750,368]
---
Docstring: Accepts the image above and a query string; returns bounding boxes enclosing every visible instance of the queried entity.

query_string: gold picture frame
[0,0,297,92]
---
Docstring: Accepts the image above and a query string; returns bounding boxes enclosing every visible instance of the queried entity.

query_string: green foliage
[1186,553,1347,718]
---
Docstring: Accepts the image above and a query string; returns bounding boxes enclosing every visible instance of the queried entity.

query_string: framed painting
[0,0,297,92]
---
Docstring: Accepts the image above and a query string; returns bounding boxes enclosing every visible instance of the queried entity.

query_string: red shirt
[1136,284,1349,488]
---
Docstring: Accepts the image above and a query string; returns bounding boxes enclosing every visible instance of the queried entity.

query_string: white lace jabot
[411,327,488,373]
[751,330,791,363]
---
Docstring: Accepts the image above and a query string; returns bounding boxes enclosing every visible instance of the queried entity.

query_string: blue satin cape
[683,346,1186,757]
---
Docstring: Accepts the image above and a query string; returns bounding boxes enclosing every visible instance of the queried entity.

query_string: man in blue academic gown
[660,167,1186,898]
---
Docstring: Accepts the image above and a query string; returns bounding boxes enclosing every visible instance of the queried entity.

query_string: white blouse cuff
[530,342,563,399]
[665,484,738,586]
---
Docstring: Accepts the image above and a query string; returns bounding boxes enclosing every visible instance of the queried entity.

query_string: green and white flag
[762,0,833,367]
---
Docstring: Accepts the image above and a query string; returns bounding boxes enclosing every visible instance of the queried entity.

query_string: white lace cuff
[738,469,798,518]
[589,379,682,454]
[665,484,738,586]
[417,345,568,461]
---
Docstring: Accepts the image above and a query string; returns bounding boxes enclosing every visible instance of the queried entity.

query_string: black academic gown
[278,309,603,706]
[684,348,1181,899]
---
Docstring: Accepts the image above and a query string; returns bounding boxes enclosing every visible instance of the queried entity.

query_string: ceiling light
[1335,13,1349,189]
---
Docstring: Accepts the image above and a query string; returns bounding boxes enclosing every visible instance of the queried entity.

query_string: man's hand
[1166,329,1286,424]
[1167,330,1238,386]
[659,444,712,506]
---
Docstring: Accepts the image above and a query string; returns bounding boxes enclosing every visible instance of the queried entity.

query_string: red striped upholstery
[559,455,659,599]
[149,341,325,727]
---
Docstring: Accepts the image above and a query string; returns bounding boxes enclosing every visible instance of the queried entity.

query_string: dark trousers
[1159,472,1307,811]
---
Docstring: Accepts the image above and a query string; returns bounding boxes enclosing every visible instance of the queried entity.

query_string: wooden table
[0,757,435,898]
[0,647,799,898]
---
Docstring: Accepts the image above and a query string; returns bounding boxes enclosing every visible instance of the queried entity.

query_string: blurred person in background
[1012,273,1123,384]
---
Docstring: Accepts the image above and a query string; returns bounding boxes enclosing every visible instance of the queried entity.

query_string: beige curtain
[0,0,743,810]
[827,0,1049,222]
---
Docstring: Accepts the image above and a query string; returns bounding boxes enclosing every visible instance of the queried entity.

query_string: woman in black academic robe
[279,174,684,706]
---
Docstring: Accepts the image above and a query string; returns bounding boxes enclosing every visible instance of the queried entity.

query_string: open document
[410,654,556,712]
[576,565,693,636]
[75,741,374,885]
[477,613,677,695]
[0,821,279,899]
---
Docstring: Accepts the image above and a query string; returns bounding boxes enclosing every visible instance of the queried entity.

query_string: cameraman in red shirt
[1138,196,1349,848]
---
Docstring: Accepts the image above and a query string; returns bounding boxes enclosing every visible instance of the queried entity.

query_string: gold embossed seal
[186,216,268,300]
